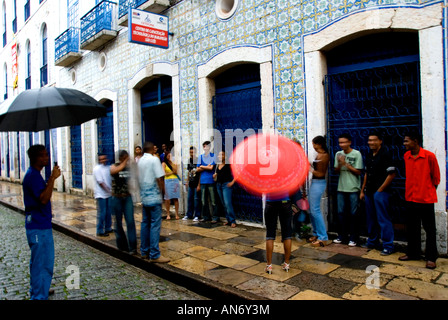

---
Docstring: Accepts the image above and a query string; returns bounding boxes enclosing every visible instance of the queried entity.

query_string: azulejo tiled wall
[60,0,442,163]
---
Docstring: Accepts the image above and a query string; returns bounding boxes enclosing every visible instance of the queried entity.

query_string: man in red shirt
[399,131,440,269]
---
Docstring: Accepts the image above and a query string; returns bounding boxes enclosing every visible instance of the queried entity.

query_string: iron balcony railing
[80,0,117,46]
[118,0,149,18]
[55,28,80,61]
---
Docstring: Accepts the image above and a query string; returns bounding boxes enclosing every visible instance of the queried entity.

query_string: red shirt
[404,148,440,203]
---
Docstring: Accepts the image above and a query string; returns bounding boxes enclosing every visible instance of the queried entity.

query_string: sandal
[265,264,272,275]
[230,223,236,228]
[307,236,317,243]
[311,239,332,247]
[282,262,290,273]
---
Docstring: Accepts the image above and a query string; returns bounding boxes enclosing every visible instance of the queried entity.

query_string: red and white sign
[11,43,18,89]
[129,9,169,49]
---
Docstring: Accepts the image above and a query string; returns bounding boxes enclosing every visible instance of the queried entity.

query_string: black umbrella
[0,87,107,132]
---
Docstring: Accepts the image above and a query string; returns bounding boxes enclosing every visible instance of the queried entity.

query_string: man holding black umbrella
[22,145,61,300]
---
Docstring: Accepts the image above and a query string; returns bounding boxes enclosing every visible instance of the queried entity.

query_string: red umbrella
[230,133,309,199]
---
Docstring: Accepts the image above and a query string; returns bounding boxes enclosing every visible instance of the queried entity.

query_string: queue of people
[22,131,440,298]
[75,133,446,273]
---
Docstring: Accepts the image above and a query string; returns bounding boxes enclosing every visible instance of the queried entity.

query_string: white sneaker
[333,238,343,244]
[348,241,357,247]
[182,216,189,220]
[193,217,199,222]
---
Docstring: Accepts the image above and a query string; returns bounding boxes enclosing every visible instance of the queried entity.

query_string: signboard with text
[128,8,169,49]
[12,43,18,89]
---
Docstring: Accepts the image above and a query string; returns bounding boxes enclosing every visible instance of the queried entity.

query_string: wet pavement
[1,180,448,300]
[0,206,206,300]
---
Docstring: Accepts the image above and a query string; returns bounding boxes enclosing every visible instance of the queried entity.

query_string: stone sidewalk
[1,180,448,300]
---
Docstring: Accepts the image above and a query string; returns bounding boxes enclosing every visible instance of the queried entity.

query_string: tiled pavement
[1,180,448,300]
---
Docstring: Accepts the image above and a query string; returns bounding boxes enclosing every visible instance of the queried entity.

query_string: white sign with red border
[128,8,169,49]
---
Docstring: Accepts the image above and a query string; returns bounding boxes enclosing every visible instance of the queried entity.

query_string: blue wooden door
[70,125,82,189]
[325,33,422,240]
[141,76,173,149]
[213,64,263,223]
[97,101,115,164]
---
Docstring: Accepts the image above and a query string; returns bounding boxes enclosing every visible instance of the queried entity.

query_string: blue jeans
[186,186,201,218]
[111,196,137,252]
[365,192,394,251]
[140,204,162,259]
[337,191,360,243]
[201,184,219,222]
[26,228,54,300]
[96,197,112,235]
[216,182,236,224]
[309,179,328,241]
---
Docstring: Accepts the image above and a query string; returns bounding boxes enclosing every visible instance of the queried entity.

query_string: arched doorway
[325,32,422,240]
[141,75,173,151]
[212,64,263,223]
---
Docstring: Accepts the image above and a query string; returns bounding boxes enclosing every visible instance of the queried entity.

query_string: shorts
[264,200,293,241]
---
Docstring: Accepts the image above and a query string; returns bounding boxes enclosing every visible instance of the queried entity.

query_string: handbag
[297,198,310,211]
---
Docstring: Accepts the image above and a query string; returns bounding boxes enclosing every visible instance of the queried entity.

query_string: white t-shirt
[138,153,165,206]
[93,164,112,199]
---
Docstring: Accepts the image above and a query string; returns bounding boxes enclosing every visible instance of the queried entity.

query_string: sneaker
[193,217,199,222]
[348,241,357,247]
[333,237,343,244]
[182,216,189,220]
[150,256,170,263]
[380,249,393,256]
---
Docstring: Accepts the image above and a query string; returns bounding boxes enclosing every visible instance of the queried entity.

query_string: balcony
[55,28,82,67]
[80,0,118,51]
[118,0,170,27]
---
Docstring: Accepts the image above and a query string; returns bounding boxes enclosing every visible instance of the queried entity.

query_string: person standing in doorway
[110,150,137,255]
[333,133,364,247]
[93,153,113,237]
[399,131,440,269]
[160,143,167,163]
[214,151,237,228]
[23,145,61,300]
[196,141,219,223]
[162,150,180,220]
[183,146,202,221]
[138,141,170,263]
[308,136,332,247]
[134,146,143,163]
[360,132,396,256]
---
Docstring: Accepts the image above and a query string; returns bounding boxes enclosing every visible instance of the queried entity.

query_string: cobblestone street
[0,207,206,300]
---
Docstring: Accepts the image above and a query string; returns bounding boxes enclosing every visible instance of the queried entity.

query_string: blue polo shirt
[197,152,216,185]
[22,167,52,230]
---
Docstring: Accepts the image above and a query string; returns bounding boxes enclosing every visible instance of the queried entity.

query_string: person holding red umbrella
[264,192,293,274]
[229,133,309,274]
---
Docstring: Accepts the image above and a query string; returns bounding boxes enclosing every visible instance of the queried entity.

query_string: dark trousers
[405,201,438,262]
